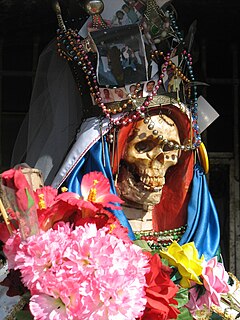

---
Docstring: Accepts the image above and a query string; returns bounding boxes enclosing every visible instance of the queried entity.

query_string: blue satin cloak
[64,140,220,260]
[179,164,220,260]
[64,138,135,240]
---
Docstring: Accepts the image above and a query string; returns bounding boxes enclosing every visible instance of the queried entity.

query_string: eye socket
[162,143,175,152]
[135,140,155,153]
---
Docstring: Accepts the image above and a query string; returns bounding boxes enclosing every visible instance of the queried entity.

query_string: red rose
[140,253,180,320]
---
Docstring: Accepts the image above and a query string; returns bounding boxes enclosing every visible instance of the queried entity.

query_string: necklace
[55,5,201,149]
[135,225,187,250]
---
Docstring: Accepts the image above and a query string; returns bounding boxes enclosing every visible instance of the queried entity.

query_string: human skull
[117,114,180,208]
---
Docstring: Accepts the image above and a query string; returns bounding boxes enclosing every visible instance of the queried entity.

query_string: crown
[54,0,201,149]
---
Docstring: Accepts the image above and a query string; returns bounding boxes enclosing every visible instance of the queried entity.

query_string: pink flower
[3,231,22,269]
[187,257,230,316]
[30,294,68,320]
[13,223,149,319]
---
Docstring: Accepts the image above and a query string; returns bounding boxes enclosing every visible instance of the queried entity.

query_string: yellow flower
[160,241,204,288]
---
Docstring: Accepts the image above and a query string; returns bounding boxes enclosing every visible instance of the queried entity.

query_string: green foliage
[15,310,33,320]
[176,306,193,319]
[133,239,152,252]
[175,286,189,308]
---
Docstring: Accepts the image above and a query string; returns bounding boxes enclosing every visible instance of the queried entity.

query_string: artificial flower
[8,223,149,319]
[30,294,68,320]
[3,231,21,269]
[187,257,230,317]
[34,186,58,209]
[1,167,35,213]
[140,252,180,320]
[1,167,39,239]
[160,241,204,288]
[34,171,124,231]
[80,171,124,210]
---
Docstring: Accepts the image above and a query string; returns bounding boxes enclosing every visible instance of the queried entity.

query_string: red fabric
[113,105,194,231]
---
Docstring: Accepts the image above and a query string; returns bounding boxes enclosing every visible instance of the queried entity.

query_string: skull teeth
[140,175,164,189]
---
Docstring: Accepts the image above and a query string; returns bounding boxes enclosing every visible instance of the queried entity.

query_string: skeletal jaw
[140,175,165,190]
[117,165,163,208]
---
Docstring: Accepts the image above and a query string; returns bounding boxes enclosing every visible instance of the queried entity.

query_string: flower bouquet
[0,167,239,319]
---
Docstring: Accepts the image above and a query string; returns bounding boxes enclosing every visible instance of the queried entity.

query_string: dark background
[0,0,239,157]
[0,0,239,269]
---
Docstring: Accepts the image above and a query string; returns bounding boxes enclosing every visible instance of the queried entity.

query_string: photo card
[90,24,148,87]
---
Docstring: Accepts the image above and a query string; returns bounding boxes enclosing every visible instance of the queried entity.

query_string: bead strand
[167,8,184,44]
[182,50,201,147]
[135,225,187,250]
[57,28,201,149]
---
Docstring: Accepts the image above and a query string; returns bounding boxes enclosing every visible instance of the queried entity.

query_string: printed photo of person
[79,0,145,38]
[121,4,141,24]
[121,45,137,71]
[129,84,137,94]
[98,41,110,73]
[113,87,128,101]
[125,83,144,97]
[90,24,147,86]
[111,10,130,26]
[100,88,115,103]
[162,56,179,93]
[143,80,155,96]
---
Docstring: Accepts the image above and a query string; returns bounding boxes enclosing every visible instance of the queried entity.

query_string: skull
[117,114,180,209]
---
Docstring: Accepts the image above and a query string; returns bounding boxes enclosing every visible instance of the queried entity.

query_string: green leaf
[25,189,35,209]
[175,286,190,308]
[171,269,182,284]
[15,310,33,320]
[161,258,170,267]
[133,240,152,252]
[176,307,193,319]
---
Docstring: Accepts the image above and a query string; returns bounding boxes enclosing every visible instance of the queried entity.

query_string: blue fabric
[179,164,220,261]
[65,138,136,240]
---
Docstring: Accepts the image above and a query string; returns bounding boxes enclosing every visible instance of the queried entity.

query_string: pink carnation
[187,256,230,316]
[3,231,22,269]
[14,223,149,319]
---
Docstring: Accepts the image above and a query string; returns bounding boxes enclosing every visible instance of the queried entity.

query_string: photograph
[79,0,145,38]
[90,24,148,86]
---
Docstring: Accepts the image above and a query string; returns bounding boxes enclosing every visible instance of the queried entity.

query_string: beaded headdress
[53,0,202,153]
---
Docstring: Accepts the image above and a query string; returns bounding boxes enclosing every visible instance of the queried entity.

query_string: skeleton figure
[117,113,181,231]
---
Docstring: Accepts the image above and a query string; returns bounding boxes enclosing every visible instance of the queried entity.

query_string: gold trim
[198,142,209,174]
